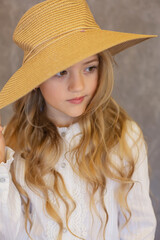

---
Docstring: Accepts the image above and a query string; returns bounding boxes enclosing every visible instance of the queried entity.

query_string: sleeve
[0,147,27,240]
[118,121,157,240]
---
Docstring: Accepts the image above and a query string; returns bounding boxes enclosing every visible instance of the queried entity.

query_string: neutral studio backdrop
[0,0,160,238]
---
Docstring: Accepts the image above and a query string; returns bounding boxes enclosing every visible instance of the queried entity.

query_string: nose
[68,72,85,92]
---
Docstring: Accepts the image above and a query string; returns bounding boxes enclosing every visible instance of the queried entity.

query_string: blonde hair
[4,50,142,240]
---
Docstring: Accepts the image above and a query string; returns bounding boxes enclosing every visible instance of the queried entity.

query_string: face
[39,55,99,127]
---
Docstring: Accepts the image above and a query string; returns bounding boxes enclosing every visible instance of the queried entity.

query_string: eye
[85,66,98,73]
[55,70,67,77]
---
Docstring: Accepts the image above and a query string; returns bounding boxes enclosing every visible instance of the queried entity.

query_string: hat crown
[13,0,99,53]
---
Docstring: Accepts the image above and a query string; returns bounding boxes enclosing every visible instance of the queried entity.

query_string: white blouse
[0,121,157,240]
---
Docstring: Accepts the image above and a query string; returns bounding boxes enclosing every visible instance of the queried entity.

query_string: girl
[0,0,157,239]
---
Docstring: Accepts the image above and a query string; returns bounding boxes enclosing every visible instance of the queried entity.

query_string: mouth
[67,96,86,104]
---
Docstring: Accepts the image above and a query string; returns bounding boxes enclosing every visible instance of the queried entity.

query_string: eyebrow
[83,58,99,65]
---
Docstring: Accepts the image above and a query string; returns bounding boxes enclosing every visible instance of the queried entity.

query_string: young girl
[0,0,157,239]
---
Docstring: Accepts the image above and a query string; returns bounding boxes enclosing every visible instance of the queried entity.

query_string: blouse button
[0,177,6,183]
[63,227,67,233]
[61,132,66,137]
[61,162,66,168]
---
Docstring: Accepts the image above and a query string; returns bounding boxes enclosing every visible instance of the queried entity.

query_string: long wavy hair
[4,50,142,240]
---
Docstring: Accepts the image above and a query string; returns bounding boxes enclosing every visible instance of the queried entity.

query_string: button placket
[60,141,68,169]
[63,227,67,233]
[61,132,66,138]
[61,162,66,168]
[0,177,6,183]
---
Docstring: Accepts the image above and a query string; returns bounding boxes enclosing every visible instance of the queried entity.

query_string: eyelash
[55,65,98,78]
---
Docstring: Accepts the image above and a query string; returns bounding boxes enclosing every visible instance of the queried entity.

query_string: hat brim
[0,29,157,109]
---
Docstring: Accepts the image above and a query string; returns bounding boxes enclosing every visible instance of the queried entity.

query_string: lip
[67,96,85,104]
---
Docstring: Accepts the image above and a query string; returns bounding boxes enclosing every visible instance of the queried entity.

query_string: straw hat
[0,0,157,109]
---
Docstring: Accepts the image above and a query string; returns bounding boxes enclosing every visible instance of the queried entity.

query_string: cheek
[40,82,60,103]
[90,74,99,95]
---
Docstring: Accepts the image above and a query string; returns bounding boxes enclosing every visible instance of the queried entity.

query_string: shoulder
[112,120,144,152]
[3,125,26,180]
[110,120,147,168]
[123,120,143,145]
[124,120,147,160]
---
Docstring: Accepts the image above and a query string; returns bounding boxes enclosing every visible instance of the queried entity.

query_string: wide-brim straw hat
[0,0,157,109]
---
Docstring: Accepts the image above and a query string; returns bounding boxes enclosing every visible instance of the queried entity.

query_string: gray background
[0,0,159,238]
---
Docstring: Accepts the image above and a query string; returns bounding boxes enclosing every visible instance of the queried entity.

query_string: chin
[67,109,86,118]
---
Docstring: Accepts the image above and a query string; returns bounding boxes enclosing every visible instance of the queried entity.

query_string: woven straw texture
[0,0,157,109]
